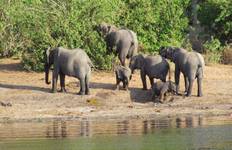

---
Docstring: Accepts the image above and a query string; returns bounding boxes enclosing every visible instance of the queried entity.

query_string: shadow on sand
[0,83,49,93]
[129,87,152,103]
[0,62,23,72]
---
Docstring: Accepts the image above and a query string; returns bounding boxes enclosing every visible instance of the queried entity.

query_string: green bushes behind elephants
[0,0,190,71]
[1,0,231,71]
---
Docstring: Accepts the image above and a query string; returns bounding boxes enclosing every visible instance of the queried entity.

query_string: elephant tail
[196,53,205,77]
[168,65,171,81]
[127,30,138,58]
[86,56,97,71]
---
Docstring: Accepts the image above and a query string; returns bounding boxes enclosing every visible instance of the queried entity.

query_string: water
[0,116,232,150]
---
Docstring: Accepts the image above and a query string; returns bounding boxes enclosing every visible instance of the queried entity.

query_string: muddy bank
[0,58,232,122]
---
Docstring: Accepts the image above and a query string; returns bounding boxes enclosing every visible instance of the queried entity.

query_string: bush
[222,44,232,64]
[0,0,190,71]
[198,0,232,43]
[204,37,223,64]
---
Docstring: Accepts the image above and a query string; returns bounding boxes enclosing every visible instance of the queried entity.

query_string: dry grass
[222,46,232,64]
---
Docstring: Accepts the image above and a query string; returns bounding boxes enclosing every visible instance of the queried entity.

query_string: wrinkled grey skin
[96,23,138,66]
[45,47,93,95]
[159,47,205,97]
[115,65,132,91]
[151,81,176,103]
[129,54,169,90]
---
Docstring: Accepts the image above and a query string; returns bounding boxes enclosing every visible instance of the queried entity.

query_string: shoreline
[0,58,232,123]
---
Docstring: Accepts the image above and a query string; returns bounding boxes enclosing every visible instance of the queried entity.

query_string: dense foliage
[198,0,232,43]
[0,0,231,70]
[0,0,190,71]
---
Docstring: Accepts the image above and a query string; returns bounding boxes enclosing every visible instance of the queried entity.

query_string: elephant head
[129,54,145,74]
[96,23,118,37]
[159,46,176,61]
[44,47,55,84]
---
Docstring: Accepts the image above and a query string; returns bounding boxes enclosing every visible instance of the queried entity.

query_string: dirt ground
[0,58,232,122]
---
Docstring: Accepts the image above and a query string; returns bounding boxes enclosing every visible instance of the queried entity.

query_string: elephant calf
[159,46,205,97]
[151,81,176,103]
[115,65,132,91]
[45,47,93,95]
[129,54,169,90]
[96,23,138,66]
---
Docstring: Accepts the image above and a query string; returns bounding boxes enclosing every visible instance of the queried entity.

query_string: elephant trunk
[45,63,51,84]
[45,47,51,84]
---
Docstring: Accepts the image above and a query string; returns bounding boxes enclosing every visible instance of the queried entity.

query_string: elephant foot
[85,91,90,95]
[78,91,85,95]
[51,89,57,93]
[59,88,67,93]
[186,93,191,97]
[115,86,119,91]
[124,88,129,91]
[142,87,147,91]
[197,93,203,97]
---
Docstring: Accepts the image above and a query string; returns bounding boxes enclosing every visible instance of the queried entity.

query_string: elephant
[45,47,93,95]
[129,54,170,90]
[159,46,205,97]
[96,23,138,66]
[151,81,176,103]
[115,65,132,91]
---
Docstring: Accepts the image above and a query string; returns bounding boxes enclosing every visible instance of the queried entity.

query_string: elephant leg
[197,77,203,97]
[123,80,129,91]
[59,73,66,93]
[119,55,126,66]
[78,78,86,95]
[52,70,59,93]
[197,68,203,97]
[187,78,194,97]
[175,67,181,95]
[159,93,164,103]
[85,74,90,95]
[184,75,189,94]
[115,79,120,90]
[140,70,147,90]
[149,77,154,88]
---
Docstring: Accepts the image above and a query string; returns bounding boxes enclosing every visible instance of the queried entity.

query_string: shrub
[197,0,232,44]
[0,0,190,71]
[222,44,232,64]
[204,37,223,64]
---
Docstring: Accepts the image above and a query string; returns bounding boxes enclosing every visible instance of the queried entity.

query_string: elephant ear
[159,46,167,58]
[137,54,145,69]
[46,47,51,63]
[107,25,113,33]
[165,47,174,61]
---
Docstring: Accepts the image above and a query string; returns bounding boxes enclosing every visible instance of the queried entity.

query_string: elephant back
[144,55,169,79]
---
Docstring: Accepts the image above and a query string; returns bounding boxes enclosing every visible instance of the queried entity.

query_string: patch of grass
[222,45,232,64]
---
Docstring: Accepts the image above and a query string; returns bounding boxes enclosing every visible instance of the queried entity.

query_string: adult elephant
[129,54,169,90]
[96,23,138,66]
[45,47,93,95]
[159,46,205,97]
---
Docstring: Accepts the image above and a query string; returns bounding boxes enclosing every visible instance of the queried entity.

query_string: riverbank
[0,58,232,122]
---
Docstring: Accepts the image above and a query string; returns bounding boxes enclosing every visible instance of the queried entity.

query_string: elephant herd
[45,23,205,103]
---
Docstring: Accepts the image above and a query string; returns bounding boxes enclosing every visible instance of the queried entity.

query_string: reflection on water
[0,115,232,150]
[0,115,231,139]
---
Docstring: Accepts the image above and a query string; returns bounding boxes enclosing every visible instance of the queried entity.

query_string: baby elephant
[115,66,132,91]
[152,81,176,103]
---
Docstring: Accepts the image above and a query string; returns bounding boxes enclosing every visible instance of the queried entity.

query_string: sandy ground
[0,58,232,122]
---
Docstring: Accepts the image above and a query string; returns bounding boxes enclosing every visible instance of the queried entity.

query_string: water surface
[0,116,232,150]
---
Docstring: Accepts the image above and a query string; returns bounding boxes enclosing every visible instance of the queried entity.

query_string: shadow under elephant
[129,87,153,103]
[0,83,49,93]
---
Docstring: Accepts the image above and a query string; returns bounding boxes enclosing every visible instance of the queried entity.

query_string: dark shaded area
[0,62,23,72]
[90,82,115,90]
[129,87,152,103]
[0,83,49,93]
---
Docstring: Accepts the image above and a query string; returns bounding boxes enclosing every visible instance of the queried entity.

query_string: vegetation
[0,0,231,71]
